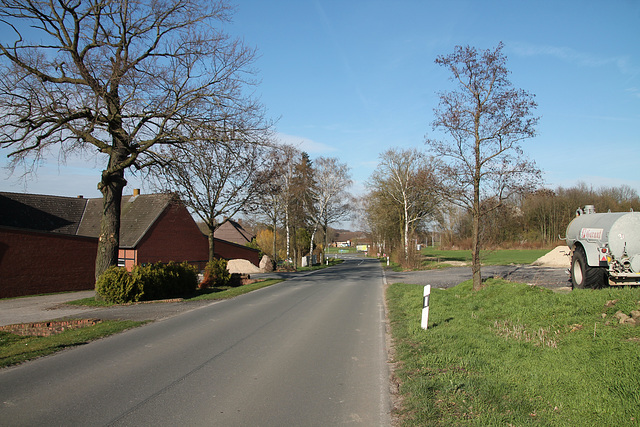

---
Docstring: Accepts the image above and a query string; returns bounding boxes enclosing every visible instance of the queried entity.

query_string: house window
[118,249,136,270]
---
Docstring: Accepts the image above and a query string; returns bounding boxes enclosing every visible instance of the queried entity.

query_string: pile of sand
[227,259,262,274]
[532,246,571,268]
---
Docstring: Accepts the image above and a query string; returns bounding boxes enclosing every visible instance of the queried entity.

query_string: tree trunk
[404,198,410,262]
[309,225,318,265]
[471,207,482,290]
[208,228,216,262]
[272,217,278,263]
[95,159,127,292]
[322,221,328,264]
[472,139,482,290]
[285,209,291,261]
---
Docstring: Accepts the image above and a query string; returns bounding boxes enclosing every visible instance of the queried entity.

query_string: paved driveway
[0,291,214,327]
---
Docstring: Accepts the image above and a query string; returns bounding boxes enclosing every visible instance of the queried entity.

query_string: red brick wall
[136,203,209,270]
[0,227,97,298]
[214,239,260,266]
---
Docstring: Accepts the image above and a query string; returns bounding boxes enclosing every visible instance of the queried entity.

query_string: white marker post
[421,285,431,330]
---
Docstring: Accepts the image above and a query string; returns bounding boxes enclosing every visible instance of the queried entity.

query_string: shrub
[96,266,142,304]
[96,262,198,303]
[160,261,198,297]
[201,259,231,288]
[136,262,198,301]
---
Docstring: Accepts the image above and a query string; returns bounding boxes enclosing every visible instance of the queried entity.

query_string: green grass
[387,279,640,426]
[67,278,286,306]
[187,279,283,301]
[0,320,146,368]
[421,247,550,266]
[65,297,113,307]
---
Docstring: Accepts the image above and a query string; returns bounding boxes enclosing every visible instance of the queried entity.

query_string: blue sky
[1,0,639,204]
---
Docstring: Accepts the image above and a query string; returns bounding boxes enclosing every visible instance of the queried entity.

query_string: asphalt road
[0,257,391,426]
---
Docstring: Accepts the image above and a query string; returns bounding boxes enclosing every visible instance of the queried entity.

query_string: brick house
[0,190,260,298]
[213,219,255,245]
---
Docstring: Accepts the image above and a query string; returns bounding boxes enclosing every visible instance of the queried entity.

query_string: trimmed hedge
[96,262,198,303]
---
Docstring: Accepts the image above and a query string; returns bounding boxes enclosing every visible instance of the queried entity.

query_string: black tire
[571,247,607,289]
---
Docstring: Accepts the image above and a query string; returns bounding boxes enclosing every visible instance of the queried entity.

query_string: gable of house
[213,219,254,245]
[134,201,208,268]
[76,193,177,248]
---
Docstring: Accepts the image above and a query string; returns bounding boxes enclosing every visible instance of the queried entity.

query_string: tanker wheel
[571,247,606,289]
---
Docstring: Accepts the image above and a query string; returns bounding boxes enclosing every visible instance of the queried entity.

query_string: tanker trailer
[566,205,640,288]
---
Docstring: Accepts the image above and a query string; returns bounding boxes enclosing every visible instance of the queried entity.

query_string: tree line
[247,149,353,268]
[361,148,640,262]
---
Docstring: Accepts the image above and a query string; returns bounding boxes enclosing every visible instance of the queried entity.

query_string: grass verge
[67,278,285,306]
[187,279,284,301]
[387,279,640,426]
[0,320,146,368]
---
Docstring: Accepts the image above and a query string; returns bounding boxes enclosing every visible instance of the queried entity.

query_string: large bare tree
[426,42,540,290]
[0,0,261,282]
[151,132,273,262]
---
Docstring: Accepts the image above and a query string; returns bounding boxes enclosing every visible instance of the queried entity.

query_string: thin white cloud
[276,132,337,154]
[510,42,638,76]
[626,87,640,99]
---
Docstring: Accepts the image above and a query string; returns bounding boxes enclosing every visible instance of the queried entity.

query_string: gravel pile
[532,246,571,268]
[227,259,262,274]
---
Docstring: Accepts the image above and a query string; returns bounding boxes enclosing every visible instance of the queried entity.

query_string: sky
[1,0,639,208]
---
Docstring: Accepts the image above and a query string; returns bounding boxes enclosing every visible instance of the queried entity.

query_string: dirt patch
[0,318,102,337]
[532,246,571,268]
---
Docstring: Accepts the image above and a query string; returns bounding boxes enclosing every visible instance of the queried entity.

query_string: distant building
[213,219,254,245]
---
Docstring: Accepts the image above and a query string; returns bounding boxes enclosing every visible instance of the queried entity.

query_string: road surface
[0,256,391,426]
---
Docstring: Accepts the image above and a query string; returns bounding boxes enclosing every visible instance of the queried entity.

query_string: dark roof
[1,191,176,248]
[76,193,175,248]
[213,219,254,245]
[0,192,88,234]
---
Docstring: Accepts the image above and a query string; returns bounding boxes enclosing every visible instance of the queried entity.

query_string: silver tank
[566,206,640,272]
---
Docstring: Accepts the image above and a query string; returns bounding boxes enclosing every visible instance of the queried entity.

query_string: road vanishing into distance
[0,256,391,426]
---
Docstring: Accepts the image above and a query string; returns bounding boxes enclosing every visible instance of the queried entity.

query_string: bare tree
[308,156,352,262]
[0,0,262,282]
[359,191,401,256]
[251,144,300,263]
[427,42,540,290]
[151,132,273,262]
[289,152,315,267]
[367,148,441,261]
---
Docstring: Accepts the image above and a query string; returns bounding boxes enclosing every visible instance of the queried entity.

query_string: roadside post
[421,285,431,330]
